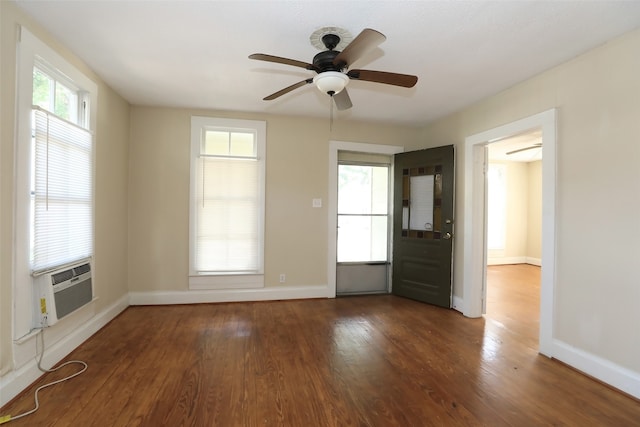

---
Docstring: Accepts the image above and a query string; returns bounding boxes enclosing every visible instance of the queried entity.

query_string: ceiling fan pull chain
[329,94,334,131]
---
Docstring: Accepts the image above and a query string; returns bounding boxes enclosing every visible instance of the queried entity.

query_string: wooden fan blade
[263,79,313,101]
[333,28,386,68]
[347,69,418,88]
[249,53,318,71]
[333,89,352,111]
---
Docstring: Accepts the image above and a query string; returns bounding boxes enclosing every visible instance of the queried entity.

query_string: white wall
[488,160,541,265]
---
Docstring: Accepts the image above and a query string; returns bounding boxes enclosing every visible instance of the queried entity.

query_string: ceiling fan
[248,28,418,111]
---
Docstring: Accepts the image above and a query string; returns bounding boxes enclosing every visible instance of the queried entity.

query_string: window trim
[14,26,98,340]
[188,116,266,290]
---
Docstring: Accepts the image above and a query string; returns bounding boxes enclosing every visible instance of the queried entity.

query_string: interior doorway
[484,131,542,338]
[463,109,556,357]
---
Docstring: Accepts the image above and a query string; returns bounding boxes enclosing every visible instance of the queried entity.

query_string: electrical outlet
[279,274,286,283]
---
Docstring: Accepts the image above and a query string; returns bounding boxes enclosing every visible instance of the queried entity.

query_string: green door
[392,145,454,307]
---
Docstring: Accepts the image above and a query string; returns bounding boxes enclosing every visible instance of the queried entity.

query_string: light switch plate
[312,198,322,208]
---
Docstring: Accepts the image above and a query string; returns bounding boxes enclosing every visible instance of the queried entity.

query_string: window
[337,164,389,262]
[14,27,97,338]
[30,61,93,273]
[33,64,81,123]
[189,116,266,289]
[487,163,507,250]
[31,107,93,273]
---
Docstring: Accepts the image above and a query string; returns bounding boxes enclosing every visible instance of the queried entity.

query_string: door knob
[443,232,452,240]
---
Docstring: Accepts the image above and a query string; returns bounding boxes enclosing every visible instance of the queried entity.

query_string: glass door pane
[337,164,389,262]
[337,215,388,262]
[401,165,444,239]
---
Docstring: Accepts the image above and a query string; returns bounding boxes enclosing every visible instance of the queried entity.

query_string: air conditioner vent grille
[52,269,74,285]
[74,263,91,276]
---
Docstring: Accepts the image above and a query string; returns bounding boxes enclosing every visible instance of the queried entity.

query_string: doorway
[463,109,556,357]
[336,156,391,295]
[485,131,543,342]
[327,141,404,298]
[329,142,455,304]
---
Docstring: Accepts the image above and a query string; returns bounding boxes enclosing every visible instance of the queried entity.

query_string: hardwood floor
[3,272,640,426]
[485,264,541,350]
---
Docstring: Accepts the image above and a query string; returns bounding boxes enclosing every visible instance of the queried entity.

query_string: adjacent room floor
[2,265,639,426]
[485,263,541,350]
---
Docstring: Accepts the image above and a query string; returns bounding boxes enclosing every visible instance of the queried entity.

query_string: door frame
[463,109,556,356]
[328,141,404,298]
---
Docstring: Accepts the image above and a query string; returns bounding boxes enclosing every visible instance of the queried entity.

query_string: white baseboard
[129,284,330,305]
[526,257,542,266]
[0,294,129,407]
[551,339,640,399]
[487,256,526,265]
[487,256,542,267]
[452,296,464,314]
[487,256,542,266]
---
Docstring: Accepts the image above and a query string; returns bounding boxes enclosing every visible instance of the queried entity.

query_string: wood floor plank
[3,272,640,426]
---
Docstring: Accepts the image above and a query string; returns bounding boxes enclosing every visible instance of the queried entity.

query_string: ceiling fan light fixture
[313,71,349,96]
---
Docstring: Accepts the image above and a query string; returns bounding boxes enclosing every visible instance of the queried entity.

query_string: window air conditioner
[34,261,93,327]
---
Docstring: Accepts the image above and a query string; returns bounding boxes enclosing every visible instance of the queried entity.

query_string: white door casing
[463,109,556,356]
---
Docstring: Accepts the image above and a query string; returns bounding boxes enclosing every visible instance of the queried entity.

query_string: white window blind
[32,107,93,274]
[194,157,260,273]
[409,174,435,231]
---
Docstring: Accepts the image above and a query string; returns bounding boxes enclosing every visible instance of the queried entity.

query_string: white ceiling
[15,1,640,127]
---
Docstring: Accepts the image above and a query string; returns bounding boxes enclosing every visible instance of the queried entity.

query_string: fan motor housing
[313,50,343,72]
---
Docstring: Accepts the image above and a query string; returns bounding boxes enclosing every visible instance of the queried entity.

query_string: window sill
[188,274,264,290]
